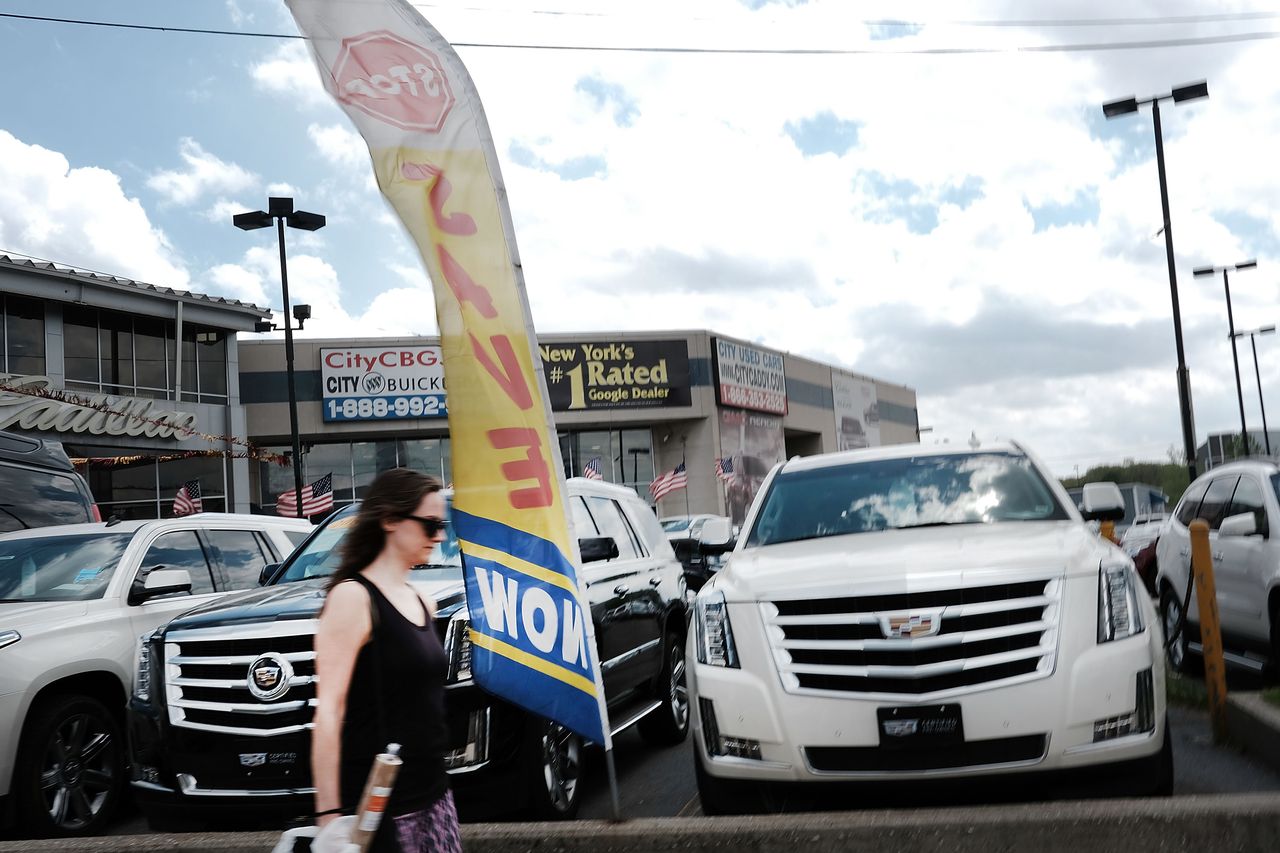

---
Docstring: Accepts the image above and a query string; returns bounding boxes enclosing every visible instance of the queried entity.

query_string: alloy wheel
[39,712,117,831]
[668,643,689,731]
[540,723,581,813]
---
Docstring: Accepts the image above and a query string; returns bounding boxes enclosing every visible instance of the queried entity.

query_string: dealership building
[238,332,919,525]
[0,254,919,523]
[0,255,269,519]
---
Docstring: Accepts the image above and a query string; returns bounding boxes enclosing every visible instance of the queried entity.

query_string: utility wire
[2,11,1280,53]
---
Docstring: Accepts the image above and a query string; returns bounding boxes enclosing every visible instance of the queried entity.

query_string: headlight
[444,614,472,683]
[0,630,19,651]
[1098,562,1145,643]
[695,591,739,668]
[133,633,153,702]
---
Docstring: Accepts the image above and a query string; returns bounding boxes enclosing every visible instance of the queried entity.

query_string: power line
[2,11,1279,54]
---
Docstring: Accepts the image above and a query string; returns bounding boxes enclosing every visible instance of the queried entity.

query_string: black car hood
[165,574,468,632]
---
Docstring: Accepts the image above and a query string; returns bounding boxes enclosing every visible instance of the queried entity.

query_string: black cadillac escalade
[127,479,689,828]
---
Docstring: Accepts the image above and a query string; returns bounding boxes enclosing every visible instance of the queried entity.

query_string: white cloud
[203,197,245,224]
[147,138,257,205]
[266,182,297,196]
[0,130,189,287]
[307,123,368,170]
[251,42,330,108]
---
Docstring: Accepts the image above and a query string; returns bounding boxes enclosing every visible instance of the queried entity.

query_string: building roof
[0,254,271,319]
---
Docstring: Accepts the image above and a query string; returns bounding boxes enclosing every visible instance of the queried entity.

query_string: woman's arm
[311,580,371,826]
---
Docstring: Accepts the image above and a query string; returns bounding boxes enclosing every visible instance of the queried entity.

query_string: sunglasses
[402,515,447,537]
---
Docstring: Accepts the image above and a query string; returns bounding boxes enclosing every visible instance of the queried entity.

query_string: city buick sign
[321,346,448,422]
[713,338,787,415]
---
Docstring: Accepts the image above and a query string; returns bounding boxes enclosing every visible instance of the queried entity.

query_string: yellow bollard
[1188,519,1228,743]
[1100,520,1118,544]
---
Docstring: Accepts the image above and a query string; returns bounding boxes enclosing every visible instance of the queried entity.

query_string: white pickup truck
[0,514,311,837]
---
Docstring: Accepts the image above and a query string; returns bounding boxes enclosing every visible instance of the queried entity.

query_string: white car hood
[0,600,90,632]
[720,521,1108,603]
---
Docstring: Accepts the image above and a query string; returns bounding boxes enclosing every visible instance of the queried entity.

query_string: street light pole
[233,197,326,518]
[1235,325,1276,456]
[1195,260,1256,457]
[1103,81,1208,484]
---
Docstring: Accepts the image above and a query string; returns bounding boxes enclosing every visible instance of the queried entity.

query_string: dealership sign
[540,340,691,411]
[831,371,881,451]
[320,346,447,422]
[0,375,197,438]
[713,338,787,415]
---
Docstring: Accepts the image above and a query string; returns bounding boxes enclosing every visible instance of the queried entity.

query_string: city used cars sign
[540,340,691,411]
[714,337,787,415]
[321,345,448,422]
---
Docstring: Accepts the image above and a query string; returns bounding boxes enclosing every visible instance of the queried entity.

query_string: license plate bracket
[877,704,964,748]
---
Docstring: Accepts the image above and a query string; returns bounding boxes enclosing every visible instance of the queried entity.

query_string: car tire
[17,694,125,837]
[1150,717,1175,797]
[638,631,689,746]
[693,748,750,815]
[523,718,583,820]
[1160,585,1199,676]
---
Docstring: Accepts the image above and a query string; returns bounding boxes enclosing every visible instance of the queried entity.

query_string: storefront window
[397,438,451,483]
[100,311,134,394]
[63,306,99,388]
[134,317,169,397]
[353,441,399,498]
[69,445,226,519]
[3,294,46,377]
[304,442,355,506]
[196,329,227,401]
[558,429,654,499]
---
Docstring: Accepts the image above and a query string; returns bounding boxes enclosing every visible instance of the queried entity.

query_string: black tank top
[337,574,449,819]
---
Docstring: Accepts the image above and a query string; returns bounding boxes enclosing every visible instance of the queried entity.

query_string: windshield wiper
[894,520,985,529]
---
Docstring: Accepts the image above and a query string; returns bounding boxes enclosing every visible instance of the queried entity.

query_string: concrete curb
[1227,692,1280,774]
[5,793,1280,853]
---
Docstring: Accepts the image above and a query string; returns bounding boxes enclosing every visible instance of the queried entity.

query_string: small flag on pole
[173,479,202,516]
[714,456,734,482]
[650,462,688,502]
[277,473,334,518]
[582,457,604,480]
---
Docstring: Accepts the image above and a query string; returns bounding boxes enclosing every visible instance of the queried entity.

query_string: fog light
[1093,668,1155,742]
[443,708,490,771]
[719,737,762,760]
[133,764,161,785]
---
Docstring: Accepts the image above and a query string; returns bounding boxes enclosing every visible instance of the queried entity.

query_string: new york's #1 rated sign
[320,346,448,422]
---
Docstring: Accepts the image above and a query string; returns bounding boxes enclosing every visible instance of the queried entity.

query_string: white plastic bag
[271,815,359,853]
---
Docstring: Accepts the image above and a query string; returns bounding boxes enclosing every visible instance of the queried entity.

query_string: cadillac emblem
[880,611,943,639]
[247,653,294,702]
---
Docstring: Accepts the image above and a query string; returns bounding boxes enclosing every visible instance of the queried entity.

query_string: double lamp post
[233,198,326,518]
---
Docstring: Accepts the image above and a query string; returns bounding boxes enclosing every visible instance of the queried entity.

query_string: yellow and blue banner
[286,0,610,748]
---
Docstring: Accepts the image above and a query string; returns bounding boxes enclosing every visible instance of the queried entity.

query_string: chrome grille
[764,576,1061,698]
[164,620,318,736]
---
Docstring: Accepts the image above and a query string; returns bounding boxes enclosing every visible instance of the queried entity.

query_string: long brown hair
[328,468,442,590]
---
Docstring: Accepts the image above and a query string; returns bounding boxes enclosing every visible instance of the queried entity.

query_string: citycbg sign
[541,340,691,411]
[320,346,448,422]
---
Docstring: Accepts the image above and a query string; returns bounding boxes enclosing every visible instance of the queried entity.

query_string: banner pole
[604,746,623,822]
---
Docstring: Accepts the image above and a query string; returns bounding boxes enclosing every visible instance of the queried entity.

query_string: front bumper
[128,681,531,822]
[689,604,1166,784]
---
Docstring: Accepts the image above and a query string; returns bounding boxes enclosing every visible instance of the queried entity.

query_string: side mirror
[258,562,281,586]
[579,537,619,563]
[1080,482,1125,522]
[129,567,193,605]
[698,518,734,546]
[1219,512,1258,538]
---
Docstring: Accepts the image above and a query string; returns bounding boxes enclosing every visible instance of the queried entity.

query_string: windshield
[276,502,463,584]
[0,533,133,602]
[746,452,1069,548]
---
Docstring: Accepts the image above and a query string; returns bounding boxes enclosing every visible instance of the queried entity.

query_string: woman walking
[312,468,462,853]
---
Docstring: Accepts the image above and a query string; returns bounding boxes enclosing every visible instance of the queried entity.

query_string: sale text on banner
[320,346,447,422]
[713,337,788,415]
[541,340,691,411]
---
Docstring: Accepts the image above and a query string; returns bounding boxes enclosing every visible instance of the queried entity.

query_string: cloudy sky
[2,0,1279,477]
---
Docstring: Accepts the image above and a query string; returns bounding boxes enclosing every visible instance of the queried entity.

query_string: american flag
[277,472,334,518]
[649,462,688,502]
[715,456,734,481]
[173,479,202,516]
[582,457,604,480]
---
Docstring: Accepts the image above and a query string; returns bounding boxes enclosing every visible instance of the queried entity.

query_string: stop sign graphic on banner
[332,30,455,132]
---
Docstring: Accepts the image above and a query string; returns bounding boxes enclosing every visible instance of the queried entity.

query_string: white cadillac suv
[689,442,1170,813]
